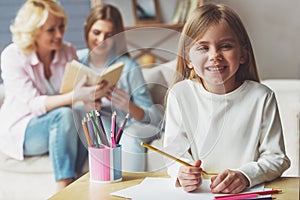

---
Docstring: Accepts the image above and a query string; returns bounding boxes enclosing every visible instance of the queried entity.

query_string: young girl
[77,4,163,172]
[163,3,290,194]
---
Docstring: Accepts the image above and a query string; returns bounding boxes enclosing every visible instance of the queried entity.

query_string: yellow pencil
[141,142,213,175]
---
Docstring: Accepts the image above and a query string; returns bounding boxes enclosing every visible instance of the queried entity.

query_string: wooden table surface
[49,172,299,200]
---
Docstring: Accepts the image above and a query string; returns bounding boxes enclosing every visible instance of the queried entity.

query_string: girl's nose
[209,50,223,62]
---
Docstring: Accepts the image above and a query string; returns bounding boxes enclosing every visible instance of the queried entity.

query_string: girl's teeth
[210,67,225,71]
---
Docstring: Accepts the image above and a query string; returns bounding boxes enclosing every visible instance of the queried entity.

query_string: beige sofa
[261,79,300,177]
[0,60,299,199]
[0,60,176,200]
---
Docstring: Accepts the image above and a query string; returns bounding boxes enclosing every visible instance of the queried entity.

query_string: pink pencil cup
[88,145,122,183]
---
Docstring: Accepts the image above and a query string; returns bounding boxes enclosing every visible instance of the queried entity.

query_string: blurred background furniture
[261,79,300,177]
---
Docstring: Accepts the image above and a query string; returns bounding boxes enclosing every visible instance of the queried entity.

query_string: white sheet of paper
[111,178,266,200]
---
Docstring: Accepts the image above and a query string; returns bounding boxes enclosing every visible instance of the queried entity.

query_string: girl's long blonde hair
[173,3,259,86]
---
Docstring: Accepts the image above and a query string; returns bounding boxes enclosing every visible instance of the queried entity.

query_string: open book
[60,60,124,94]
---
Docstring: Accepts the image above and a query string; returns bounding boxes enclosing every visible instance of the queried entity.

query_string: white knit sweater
[163,80,290,187]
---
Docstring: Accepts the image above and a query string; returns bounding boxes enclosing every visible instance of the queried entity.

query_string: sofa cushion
[142,67,168,107]
[158,59,177,85]
[0,84,4,107]
[0,151,53,173]
[262,79,300,177]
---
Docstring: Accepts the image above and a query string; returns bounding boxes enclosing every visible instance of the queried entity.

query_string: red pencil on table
[215,193,258,200]
[214,189,281,199]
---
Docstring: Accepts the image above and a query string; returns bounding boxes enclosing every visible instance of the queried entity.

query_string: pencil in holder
[88,145,122,183]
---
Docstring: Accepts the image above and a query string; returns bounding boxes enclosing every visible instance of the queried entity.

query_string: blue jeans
[24,106,88,181]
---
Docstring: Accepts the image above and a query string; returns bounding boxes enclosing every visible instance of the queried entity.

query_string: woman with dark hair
[77,4,163,172]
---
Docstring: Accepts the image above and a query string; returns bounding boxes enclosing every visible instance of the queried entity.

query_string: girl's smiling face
[188,21,245,94]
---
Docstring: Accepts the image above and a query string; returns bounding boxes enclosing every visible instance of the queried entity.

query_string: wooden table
[49,172,299,200]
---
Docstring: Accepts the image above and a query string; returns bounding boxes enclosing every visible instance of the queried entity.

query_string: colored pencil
[86,116,96,146]
[88,114,102,146]
[116,113,129,144]
[89,115,104,146]
[214,194,258,200]
[248,197,274,200]
[95,110,106,136]
[82,118,91,147]
[94,110,109,146]
[91,111,109,146]
[140,142,213,175]
[215,190,281,199]
[110,111,117,148]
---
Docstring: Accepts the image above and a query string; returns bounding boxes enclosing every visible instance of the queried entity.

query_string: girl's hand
[107,87,130,112]
[210,169,249,194]
[177,160,202,192]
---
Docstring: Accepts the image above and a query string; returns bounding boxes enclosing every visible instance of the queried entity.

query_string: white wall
[107,0,300,79]
[212,0,300,79]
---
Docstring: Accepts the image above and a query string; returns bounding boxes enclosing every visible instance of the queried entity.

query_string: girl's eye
[196,45,208,51]
[220,44,233,50]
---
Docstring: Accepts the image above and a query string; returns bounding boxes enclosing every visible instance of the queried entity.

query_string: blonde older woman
[0,0,102,191]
